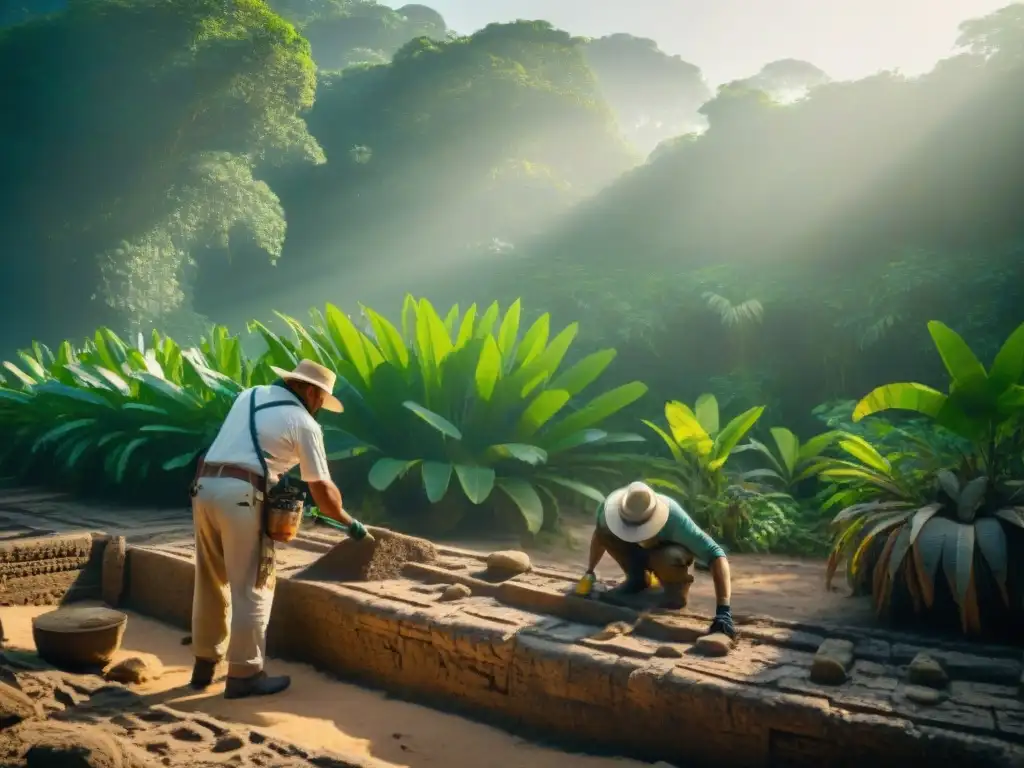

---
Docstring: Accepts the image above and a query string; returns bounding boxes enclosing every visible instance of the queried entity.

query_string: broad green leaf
[515,389,570,439]
[770,428,800,474]
[797,430,841,462]
[542,382,647,445]
[496,477,545,534]
[548,349,615,397]
[497,299,521,363]
[363,307,409,369]
[641,420,683,462]
[853,383,946,422]
[927,321,988,390]
[513,312,549,368]
[665,401,710,449]
[454,464,496,504]
[89,366,131,395]
[694,394,720,436]
[946,521,975,615]
[994,507,1024,529]
[401,294,418,344]
[402,401,462,439]
[115,437,149,483]
[837,436,891,473]
[988,321,1024,391]
[421,461,453,503]
[488,443,548,465]
[0,388,31,404]
[544,428,606,454]
[454,304,477,349]
[163,450,202,471]
[133,373,202,409]
[886,524,913,581]
[369,458,416,490]
[474,301,500,339]
[908,503,942,545]
[974,517,1008,603]
[324,305,373,385]
[248,320,298,371]
[16,352,47,381]
[936,468,960,499]
[474,335,501,401]
[443,304,460,334]
[276,312,328,366]
[709,406,764,470]
[2,362,36,388]
[34,381,113,408]
[415,298,454,372]
[32,419,96,451]
[957,476,988,522]
[138,425,199,435]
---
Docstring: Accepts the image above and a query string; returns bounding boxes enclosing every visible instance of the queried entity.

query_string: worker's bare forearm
[587,531,606,573]
[710,556,731,606]
[307,480,354,526]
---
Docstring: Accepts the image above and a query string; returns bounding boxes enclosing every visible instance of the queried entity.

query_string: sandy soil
[3,605,647,768]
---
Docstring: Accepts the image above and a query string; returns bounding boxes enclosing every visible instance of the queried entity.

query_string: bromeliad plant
[0,326,264,498]
[825,320,1024,635]
[250,296,648,535]
[642,393,787,549]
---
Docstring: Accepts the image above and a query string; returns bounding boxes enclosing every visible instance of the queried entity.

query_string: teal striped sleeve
[662,498,725,563]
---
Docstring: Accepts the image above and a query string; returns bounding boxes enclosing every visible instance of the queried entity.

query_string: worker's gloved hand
[708,604,736,638]
[348,520,368,540]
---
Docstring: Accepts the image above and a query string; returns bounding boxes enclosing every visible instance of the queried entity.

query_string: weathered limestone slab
[117,545,1024,767]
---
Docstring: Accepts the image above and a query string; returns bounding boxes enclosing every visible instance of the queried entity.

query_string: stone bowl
[32,606,127,670]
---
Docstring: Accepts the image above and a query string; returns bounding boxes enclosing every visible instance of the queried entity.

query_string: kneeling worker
[579,481,736,638]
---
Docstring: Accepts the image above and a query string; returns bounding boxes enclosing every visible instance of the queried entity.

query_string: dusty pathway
[3,605,648,768]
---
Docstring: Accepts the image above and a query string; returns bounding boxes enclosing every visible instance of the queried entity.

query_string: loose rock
[693,633,733,657]
[485,550,532,576]
[811,638,854,685]
[439,584,471,602]
[905,684,948,706]
[907,652,948,689]
[654,644,683,659]
[104,656,163,685]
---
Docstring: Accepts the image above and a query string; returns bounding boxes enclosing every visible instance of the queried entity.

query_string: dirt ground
[3,605,648,768]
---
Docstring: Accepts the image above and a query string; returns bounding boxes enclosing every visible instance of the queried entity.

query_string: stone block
[810,638,854,685]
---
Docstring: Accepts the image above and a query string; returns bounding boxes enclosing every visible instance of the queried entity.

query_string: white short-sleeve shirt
[203,385,332,485]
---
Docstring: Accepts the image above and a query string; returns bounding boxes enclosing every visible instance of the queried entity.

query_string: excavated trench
[2,530,1024,768]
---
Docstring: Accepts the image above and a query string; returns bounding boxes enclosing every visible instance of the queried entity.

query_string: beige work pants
[191,476,274,677]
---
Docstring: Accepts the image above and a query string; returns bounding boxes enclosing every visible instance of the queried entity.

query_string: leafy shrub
[250,296,649,535]
[0,327,259,499]
[825,321,1024,636]
[643,393,794,550]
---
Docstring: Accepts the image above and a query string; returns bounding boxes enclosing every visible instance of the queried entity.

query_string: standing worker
[189,359,368,699]
[577,481,736,639]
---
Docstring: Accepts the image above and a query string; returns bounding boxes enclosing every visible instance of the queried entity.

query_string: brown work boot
[224,671,291,700]
[190,658,219,690]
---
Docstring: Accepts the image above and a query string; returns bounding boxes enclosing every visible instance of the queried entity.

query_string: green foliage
[739,427,839,491]
[644,394,791,549]
[825,321,1024,636]
[247,297,648,535]
[0,326,262,497]
[0,0,322,343]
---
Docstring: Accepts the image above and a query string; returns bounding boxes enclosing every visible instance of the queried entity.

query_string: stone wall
[119,546,1024,768]
[0,533,104,606]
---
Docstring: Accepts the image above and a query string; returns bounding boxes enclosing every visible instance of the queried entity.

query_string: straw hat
[603,481,670,543]
[269,359,343,413]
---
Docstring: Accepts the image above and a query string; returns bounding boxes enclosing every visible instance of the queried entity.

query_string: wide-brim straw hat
[270,359,343,413]
[603,481,670,543]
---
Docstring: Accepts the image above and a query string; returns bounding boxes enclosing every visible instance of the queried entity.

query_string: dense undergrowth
[2,298,1022,637]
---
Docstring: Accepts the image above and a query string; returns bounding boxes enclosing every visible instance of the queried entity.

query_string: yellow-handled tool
[574,571,596,596]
